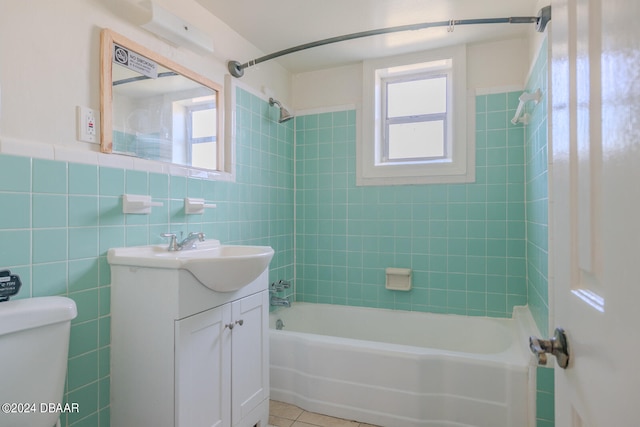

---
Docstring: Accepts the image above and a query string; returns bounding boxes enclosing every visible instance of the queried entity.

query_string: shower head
[269,97,294,123]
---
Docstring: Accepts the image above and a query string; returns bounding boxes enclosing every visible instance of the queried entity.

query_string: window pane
[191,142,217,170]
[191,108,216,138]
[388,120,445,160]
[387,77,447,118]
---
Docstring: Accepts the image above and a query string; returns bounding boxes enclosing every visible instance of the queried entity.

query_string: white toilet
[0,296,78,427]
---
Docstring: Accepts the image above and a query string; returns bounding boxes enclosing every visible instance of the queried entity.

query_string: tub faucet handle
[278,279,291,289]
[271,280,291,292]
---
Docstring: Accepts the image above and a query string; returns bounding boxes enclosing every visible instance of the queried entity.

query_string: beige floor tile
[297,411,361,427]
[269,400,381,427]
[269,415,294,427]
[290,422,319,427]
[270,400,304,420]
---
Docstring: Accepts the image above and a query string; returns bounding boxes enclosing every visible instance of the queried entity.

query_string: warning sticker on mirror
[113,44,158,79]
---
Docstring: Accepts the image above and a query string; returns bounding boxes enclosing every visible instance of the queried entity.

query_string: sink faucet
[161,232,205,251]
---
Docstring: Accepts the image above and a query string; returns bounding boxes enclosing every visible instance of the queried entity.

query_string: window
[383,73,448,162]
[187,104,217,170]
[359,45,474,185]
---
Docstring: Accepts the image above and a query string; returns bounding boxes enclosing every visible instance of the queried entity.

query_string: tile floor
[268,400,380,427]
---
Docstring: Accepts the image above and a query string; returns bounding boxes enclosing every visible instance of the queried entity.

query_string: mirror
[100,29,224,171]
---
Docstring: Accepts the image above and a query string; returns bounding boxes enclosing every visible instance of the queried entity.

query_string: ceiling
[195,0,541,74]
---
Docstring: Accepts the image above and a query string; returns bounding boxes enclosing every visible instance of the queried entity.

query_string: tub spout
[270,294,291,307]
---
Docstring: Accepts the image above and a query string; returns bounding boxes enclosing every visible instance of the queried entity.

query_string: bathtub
[269,303,537,427]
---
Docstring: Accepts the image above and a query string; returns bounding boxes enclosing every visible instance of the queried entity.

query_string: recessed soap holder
[184,197,217,215]
[122,194,163,214]
[385,267,412,291]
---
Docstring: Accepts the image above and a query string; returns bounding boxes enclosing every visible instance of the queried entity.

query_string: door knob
[529,327,570,369]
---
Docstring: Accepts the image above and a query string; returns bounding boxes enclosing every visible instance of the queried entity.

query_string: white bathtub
[269,303,537,427]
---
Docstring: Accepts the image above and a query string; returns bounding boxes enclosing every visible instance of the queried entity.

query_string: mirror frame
[100,28,224,171]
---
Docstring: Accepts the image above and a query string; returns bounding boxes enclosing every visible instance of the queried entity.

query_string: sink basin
[107,240,274,292]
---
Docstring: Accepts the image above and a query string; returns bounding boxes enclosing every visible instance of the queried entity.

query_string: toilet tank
[0,296,77,427]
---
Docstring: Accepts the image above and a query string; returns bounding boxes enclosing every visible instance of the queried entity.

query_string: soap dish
[385,267,412,291]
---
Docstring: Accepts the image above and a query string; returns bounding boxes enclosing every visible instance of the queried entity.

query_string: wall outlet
[76,106,97,143]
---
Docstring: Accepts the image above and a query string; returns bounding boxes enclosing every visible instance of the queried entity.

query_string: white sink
[107,240,274,292]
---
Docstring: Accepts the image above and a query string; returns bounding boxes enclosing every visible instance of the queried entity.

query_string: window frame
[185,103,217,168]
[359,44,474,186]
[381,71,450,164]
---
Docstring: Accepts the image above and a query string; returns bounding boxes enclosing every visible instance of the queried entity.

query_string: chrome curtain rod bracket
[228,6,551,78]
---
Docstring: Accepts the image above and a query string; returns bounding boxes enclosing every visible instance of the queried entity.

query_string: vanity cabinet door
[175,303,232,427]
[231,291,269,426]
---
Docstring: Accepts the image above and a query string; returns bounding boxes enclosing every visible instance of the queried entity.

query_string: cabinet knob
[224,319,244,330]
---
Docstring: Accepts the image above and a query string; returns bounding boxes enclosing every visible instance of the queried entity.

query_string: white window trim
[359,44,475,186]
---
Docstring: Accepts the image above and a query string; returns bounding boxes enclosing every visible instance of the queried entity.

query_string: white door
[550,0,640,425]
[231,291,269,426]
[175,303,232,427]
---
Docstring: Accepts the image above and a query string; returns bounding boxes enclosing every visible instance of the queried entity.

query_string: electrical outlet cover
[76,105,97,143]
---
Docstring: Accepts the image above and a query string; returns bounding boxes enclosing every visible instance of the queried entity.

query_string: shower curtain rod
[228,5,551,78]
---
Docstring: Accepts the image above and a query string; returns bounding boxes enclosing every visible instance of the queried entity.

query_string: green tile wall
[537,366,555,427]
[526,38,553,427]
[0,87,294,426]
[295,91,528,317]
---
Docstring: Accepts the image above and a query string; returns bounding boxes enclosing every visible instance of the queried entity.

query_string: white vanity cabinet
[175,291,269,427]
[109,264,270,427]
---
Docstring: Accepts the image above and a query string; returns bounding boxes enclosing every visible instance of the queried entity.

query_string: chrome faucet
[270,294,291,307]
[270,280,291,307]
[161,232,205,251]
